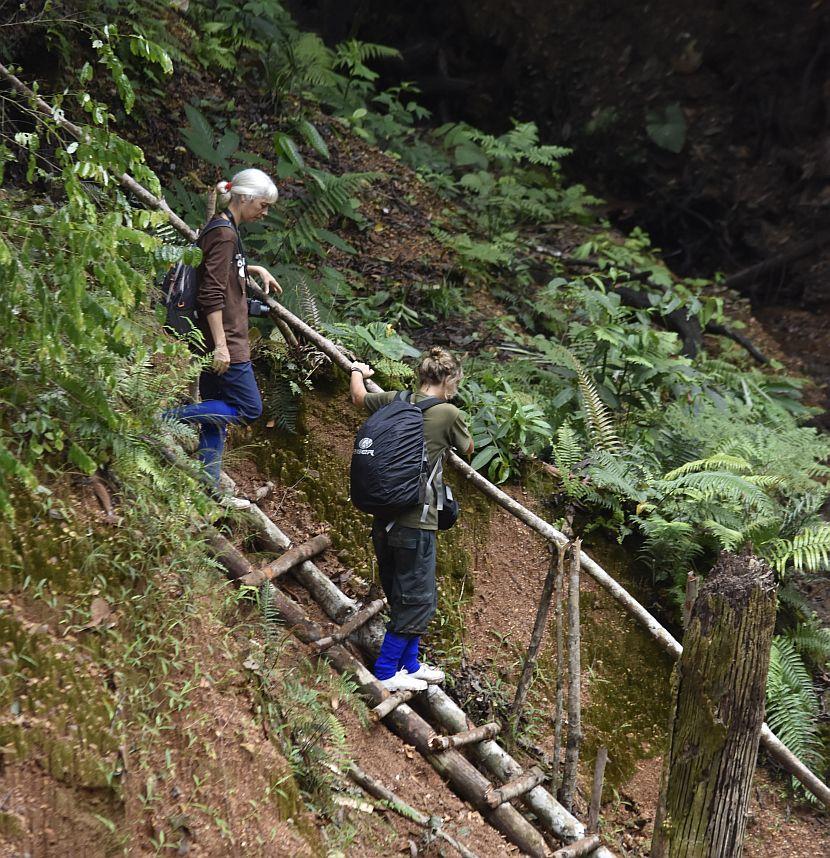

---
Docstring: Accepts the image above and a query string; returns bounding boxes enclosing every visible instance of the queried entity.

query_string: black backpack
[350,391,457,528]
[161,216,240,345]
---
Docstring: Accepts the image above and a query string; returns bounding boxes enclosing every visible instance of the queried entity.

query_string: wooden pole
[485,767,547,808]
[238,533,331,586]
[205,528,254,580]
[510,543,559,728]
[428,722,501,752]
[651,553,778,858]
[346,763,480,858]
[9,56,819,807]
[552,539,567,791]
[554,835,602,858]
[587,748,608,834]
[313,598,387,652]
[560,539,582,813]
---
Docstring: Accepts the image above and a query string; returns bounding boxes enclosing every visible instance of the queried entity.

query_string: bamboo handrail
[3,61,827,809]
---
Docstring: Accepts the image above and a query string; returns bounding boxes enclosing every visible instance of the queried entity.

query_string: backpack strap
[395,390,445,411]
[388,391,449,526]
[198,214,245,258]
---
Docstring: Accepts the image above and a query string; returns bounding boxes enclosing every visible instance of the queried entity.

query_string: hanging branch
[560,538,582,813]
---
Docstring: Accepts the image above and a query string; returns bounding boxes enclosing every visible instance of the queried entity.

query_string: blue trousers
[168,361,262,484]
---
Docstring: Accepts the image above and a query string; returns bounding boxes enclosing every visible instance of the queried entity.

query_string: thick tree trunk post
[511,543,559,728]
[650,553,777,858]
[587,747,608,834]
[552,540,567,791]
[560,539,582,813]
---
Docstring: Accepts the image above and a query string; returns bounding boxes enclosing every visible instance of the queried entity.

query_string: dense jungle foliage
[1,0,828,805]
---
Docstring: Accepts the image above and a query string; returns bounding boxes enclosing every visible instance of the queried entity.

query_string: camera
[247,298,270,317]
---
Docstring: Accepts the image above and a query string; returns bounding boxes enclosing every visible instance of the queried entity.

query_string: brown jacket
[196,221,250,363]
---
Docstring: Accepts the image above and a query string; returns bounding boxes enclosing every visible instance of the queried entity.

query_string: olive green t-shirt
[364,391,472,531]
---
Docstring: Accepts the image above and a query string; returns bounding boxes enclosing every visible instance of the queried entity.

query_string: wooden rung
[552,834,601,858]
[239,534,331,587]
[428,721,501,752]
[370,689,415,722]
[312,598,387,652]
[484,766,546,808]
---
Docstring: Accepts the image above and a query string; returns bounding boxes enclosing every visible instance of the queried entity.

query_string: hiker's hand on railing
[351,361,374,378]
[248,265,282,296]
[213,343,231,375]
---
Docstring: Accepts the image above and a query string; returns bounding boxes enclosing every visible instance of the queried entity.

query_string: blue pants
[168,362,262,485]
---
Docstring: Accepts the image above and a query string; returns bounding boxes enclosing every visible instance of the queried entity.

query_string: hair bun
[216,180,232,193]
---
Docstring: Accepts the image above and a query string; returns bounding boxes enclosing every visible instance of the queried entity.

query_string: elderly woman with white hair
[172,167,281,487]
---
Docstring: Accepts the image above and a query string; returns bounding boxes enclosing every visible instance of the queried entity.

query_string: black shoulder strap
[413,396,445,412]
[396,390,445,411]
[198,218,236,242]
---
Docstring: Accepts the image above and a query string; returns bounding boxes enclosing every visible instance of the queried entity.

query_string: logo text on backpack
[354,437,374,456]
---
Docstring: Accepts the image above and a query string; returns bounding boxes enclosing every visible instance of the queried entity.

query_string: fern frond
[765,637,825,794]
[663,455,752,481]
[769,524,830,574]
[553,422,582,476]
[787,623,830,668]
[299,279,322,329]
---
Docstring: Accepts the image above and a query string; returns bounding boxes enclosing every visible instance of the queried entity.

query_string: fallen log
[554,835,602,858]
[485,767,547,808]
[428,722,501,752]
[723,230,830,293]
[346,763,480,858]
[371,689,416,722]
[238,534,332,587]
[313,598,387,652]
[205,528,254,580]
[208,539,548,856]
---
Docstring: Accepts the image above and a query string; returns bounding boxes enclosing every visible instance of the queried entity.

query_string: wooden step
[428,722,501,752]
[313,598,387,653]
[370,689,416,722]
[484,767,547,808]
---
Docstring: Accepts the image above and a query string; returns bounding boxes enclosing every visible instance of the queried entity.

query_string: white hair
[216,168,278,209]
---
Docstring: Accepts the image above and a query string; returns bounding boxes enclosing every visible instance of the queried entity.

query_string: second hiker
[350,347,474,692]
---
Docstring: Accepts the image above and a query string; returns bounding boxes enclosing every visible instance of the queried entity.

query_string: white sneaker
[407,664,445,684]
[379,670,428,693]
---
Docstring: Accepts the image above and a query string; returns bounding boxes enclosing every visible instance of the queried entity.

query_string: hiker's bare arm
[247,264,282,296]
[350,362,374,407]
[206,310,230,375]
